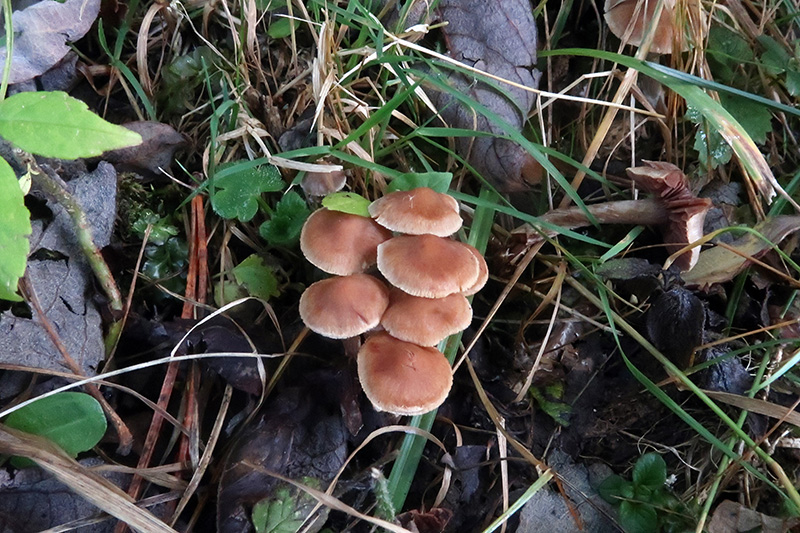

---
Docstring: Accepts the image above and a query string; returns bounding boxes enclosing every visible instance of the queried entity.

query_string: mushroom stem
[517,198,670,243]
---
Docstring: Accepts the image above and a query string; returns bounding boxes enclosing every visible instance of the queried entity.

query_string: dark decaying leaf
[646,286,705,369]
[429,0,540,190]
[102,121,187,179]
[0,0,101,84]
[396,508,453,533]
[683,215,800,288]
[218,385,347,533]
[708,500,800,533]
[0,163,117,375]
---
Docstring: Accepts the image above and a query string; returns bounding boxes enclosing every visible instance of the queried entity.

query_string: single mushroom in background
[604,0,682,54]
[626,161,712,271]
[357,332,453,416]
[299,274,390,339]
[380,288,473,347]
[377,234,485,298]
[514,161,710,271]
[368,187,462,237]
[300,208,392,275]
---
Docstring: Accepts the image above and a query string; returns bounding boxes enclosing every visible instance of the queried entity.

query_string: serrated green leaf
[321,192,370,217]
[259,191,310,247]
[232,254,280,301]
[632,453,667,489]
[0,158,31,302]
[707,26,753,84]
[0,92,142,159]
[758,35,790,76]
[597,474,630,504]
[687,105,732,168]
[211,163,284,221]
[251,478,321,533]
[529,382,571,426]
[619,500,659,533]
[387,172,452,193]
[5,392,107,467]
[719,93,772,144]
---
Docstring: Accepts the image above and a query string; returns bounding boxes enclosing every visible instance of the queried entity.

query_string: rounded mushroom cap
[381,288,473,346]
[368,187,462,237]
[357,332,453,416]
[604,0,680,54]
[300,208,393,275]
[299,274,390,339]
[377,235,481,298]
[460,243,489,296]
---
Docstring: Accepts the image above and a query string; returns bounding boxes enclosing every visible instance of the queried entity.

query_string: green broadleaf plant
[211,163,284,221]
[4,392,107,467]
[259,191,311,247]
[0,91,142,301]
[0,158,31,301]
[232,254,280,301]
[321,191,371,217]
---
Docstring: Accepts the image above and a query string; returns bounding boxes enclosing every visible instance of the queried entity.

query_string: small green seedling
[4,392,108,468]
[251,477,321,533]
[598,452,693,533]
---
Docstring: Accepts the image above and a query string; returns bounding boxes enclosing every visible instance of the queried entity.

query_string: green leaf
[758,35,790,76]
[686,105,732,168]
[0,92,142,159]
[719,93,772,145]
[706,26,753,84]
[211,163,284,221]
[529,382,571,426]
[786,59,800,97]
[632,453,667,489]
[5,392,107,467]
[322,192,370,217]
[619,500,659,533]
[387,171,452,193]
[232,255,280,301]
[259,191,310,247]
[267,17,295,39]
[597,474,630,505]
[0,159,31,302]
[251,478,320,533]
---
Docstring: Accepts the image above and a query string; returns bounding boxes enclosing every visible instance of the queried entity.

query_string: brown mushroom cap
[299,274,390,339]
[604,0,680,54]
[627,161,712,271]
[357,332,453,415]
[368,187,462,237]
[460,243,489,296]
[380,288,473,346]
[377,235,481,298]
[300,208,393,275]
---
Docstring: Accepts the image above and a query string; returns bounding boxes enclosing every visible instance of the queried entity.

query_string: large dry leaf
[682,216,800,288]
[430,0,540,190]
[0,162,117,375]
[0,0,101,84]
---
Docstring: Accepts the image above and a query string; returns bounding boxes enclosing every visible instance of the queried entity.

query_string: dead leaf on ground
[0,162,117,376]
[429,0,540,190]
[708,499,800,532]
[0,0,101,84]
[682,216,800,288]
[102,122,187,180]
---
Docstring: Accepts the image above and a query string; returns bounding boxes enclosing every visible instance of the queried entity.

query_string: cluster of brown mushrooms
[298,187,487,415]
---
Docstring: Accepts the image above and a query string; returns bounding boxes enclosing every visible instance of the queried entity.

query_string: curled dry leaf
[682,215,800,288]
[430,0,540,190]
[0,0,101,84]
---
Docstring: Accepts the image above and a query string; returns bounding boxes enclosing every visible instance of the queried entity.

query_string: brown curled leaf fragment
[429,0,540,190]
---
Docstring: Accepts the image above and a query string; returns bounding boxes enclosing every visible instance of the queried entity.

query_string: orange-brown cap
[460,243,489,296]
[299,274,390,339]
[604,0,681,54]
[300,208,393,275]
[381,288,473,346]
[357,332,453,415]
[377,235,481,298]
[368,187,462,237]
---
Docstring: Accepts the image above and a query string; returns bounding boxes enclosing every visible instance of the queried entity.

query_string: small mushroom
[368,187,462,237]
[604,0,681,54]
[299,274,390,339]
[380,288,473,346]
[627,161,712,271]
[357,332,453,416]
[300,208,393,275]
[300,168,347,197]
[377,234,482,298]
